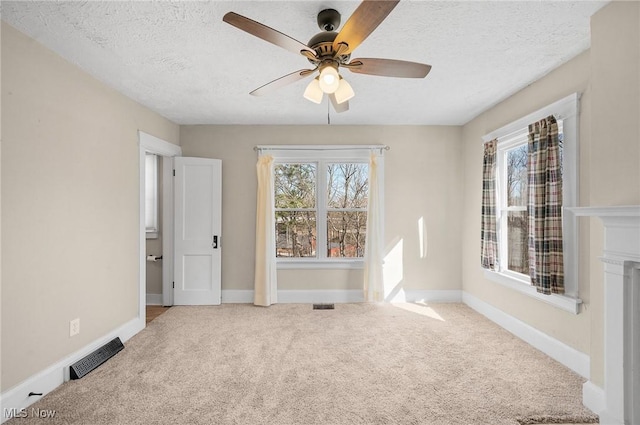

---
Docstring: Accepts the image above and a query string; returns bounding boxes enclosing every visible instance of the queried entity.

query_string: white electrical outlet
[69,318,80,337]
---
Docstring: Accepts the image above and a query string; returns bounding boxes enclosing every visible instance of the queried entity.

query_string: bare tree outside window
[504,132,563,276]
[274,161,369,260]
[327,163,368,258]
[274,164,316,257]
[506,144,529,274]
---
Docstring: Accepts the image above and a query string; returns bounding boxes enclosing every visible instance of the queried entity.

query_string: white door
[174,157,222,305]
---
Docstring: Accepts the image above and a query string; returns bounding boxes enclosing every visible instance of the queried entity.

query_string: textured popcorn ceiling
[1,1,608,125]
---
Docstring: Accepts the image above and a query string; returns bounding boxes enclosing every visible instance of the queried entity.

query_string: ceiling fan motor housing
[307,31,350,64]
[306,9,350,65]
[317,9,340,31]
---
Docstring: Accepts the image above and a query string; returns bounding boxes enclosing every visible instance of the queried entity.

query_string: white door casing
[174,157,222,305]
[138,131,182,316]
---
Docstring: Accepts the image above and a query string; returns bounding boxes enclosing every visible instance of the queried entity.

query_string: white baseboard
[0,317,144,424]
[277,289,364,303]
[221,290,254,303]
[221,289,363,304]
[145,293,162,305]
[221,289,462,304]
[597,410,624,425]
[582,381,605,415]
[386,289,462,303]
[462,291,590,379]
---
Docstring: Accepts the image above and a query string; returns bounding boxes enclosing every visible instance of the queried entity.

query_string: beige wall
[180,125,463,294]
[1,23,179,390]
[145,239,163,295]
[461,50,592,356]
[589,1,640,207]
[585,0,640,386]
[461,1,640,388]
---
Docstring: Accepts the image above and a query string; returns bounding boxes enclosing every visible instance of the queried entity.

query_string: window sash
[274,159,368,262]
[496,121,565,281]
[497,133,534,278]
[327,208,367,212]
[145,153,158,235]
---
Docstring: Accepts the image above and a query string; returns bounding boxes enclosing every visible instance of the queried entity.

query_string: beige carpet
[8,303,598,425]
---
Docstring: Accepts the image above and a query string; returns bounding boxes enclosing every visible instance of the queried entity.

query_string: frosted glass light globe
[319,66,340,94]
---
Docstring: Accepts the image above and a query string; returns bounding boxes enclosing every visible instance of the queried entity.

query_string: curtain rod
[254,145,389,152]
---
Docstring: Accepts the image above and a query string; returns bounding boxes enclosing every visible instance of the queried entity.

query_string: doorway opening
[145,153,163,306]
[138,131,182,324]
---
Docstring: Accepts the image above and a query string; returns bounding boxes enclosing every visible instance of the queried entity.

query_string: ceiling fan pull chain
[327,97,331,125]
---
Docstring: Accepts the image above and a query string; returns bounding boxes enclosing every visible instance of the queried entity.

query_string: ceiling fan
[222,0,431,113]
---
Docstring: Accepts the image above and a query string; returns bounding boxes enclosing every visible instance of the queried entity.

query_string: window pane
[275,211,316,257]
[558,130,564,179]
[275,164,316,209]
[507,210,529,274]
[327,163,368,209]
[327,211,367,258]
[506,144,528,207]
[145,153,158,232]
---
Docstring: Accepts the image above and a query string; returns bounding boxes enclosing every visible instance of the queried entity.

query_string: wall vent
[70,337,124,380]
[313,303,335,310]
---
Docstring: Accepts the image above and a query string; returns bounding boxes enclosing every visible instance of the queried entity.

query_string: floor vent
[70,337,124,380]
[313,303,335,310]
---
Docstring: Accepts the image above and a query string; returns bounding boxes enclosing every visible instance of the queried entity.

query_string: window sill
[483,269,582,314]
[277,260,364,270]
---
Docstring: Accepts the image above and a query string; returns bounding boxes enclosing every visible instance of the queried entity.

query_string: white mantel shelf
[570,205,639,425]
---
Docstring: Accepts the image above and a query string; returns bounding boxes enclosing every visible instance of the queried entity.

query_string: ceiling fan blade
[329,94,349,113]
[332,1,399,55]
[223,12,316,58]
[347,58,432,78]
[250,69,315,96]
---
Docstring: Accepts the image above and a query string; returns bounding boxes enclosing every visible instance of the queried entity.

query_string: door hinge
[172,281,175,289]
[173,169,175,176]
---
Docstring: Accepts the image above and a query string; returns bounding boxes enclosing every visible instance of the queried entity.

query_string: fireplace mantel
[568,205,640,425]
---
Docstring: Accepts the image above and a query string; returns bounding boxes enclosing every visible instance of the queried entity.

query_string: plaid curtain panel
[527,116,564,295]
[481,140,498,270]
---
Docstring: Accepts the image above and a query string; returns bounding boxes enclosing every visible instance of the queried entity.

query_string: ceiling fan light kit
[303,77,324,104]
[318,64,340,94]
[334,78,355,104]
[222,0,431,114]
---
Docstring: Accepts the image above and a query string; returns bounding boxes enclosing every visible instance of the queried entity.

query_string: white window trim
[482,93,582,314]
[145,153,159,239]
[260,145,385,270]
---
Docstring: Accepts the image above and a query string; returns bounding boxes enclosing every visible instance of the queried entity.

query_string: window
[145,153,159,238]
[326,163,368,258]
[275,161,369,261]
[264,146,383,268]
[482,93,580,313]
[496,123,563,280]
[275,163,317,258]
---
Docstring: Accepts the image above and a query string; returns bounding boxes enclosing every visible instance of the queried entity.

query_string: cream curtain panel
[364,152,383,302]
[527,116,564,295]
[254,154,277,306]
